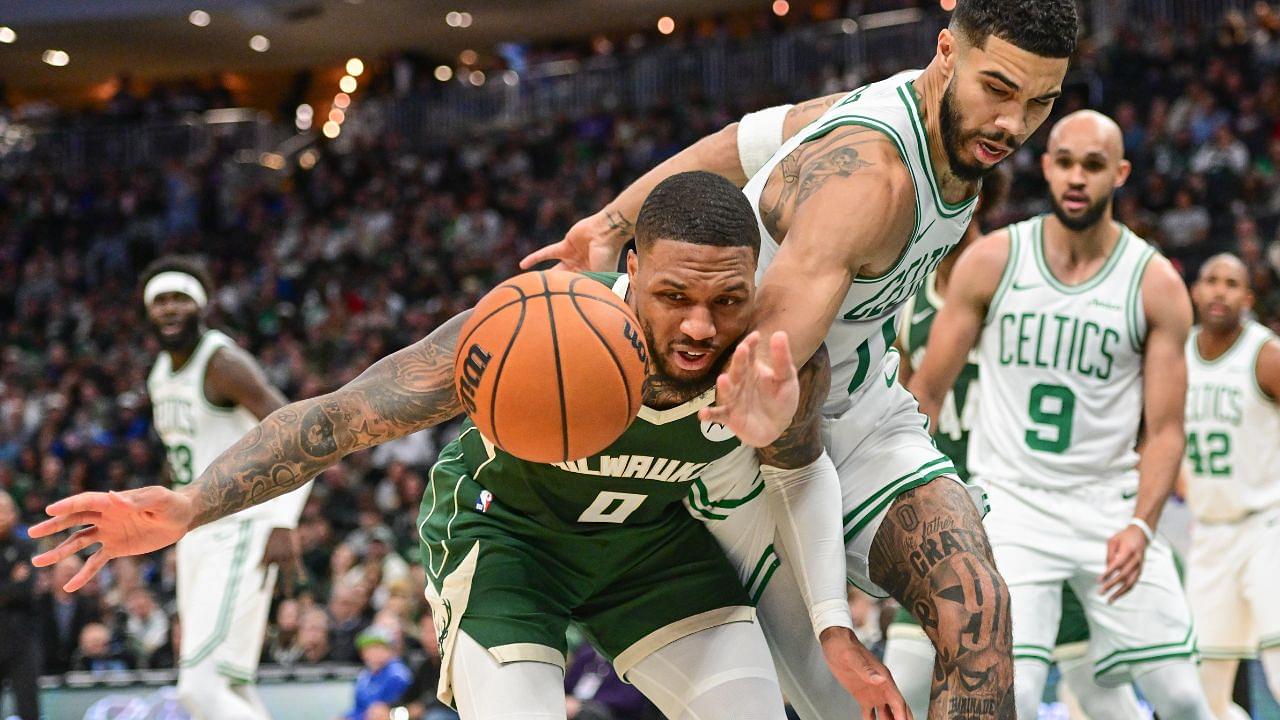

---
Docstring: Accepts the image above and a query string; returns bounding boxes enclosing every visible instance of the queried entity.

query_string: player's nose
[679,306,716,341]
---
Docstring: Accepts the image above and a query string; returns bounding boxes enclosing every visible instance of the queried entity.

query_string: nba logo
[475,490,494,512]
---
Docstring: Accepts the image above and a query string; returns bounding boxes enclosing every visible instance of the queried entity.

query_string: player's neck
[914,63,983,206]
[1042,213,1120,266]
[164,327,208,371]
[1196,322,1245,361]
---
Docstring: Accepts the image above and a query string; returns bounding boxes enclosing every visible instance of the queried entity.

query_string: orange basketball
[453,270,649,463]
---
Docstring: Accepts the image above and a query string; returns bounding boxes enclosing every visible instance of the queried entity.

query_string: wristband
[1127,517,1154,543]
[737,104,791,179]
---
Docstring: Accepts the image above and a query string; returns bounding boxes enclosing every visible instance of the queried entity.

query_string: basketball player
[884,170,1145,719]
[525,0,1079,715]
[32,174,909,720]
[909,109,1214,719]
[1184,253,1280,719]
[140,257,311,720]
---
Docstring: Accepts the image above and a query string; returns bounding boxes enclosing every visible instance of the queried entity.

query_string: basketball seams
[485,295,528,453]
[457,292,525,354]
[538,272,571,461]
[567,277,638,421]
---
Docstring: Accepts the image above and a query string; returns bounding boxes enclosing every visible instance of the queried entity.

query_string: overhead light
[188,10,211,27]
[299,149,319,169]
[339,75,357,93]
[0,26,16,44]
[333,92,350,109]
[296,103,313,120]
[322,120,341,139]
[445,11,462,27]
[468,70,485,86]
[42,49,70,67]
[259,152,285,170]
[434,65,453,81]
[459,12,472,27]
[249,34,270,52]
[841,19,858,33]
[502,70,518,86]
[346,58,364,76]
[772,0,790,16]
[459,49,477,65]
[657,16,675,35]
[296,115,312,131]
[940,0,956,8]
[328,108,345,124]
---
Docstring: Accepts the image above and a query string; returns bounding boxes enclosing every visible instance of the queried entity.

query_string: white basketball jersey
[743,69,978,415]
[970,216,1157,489]
[1184,321,1280,522]
[147,330,275,521]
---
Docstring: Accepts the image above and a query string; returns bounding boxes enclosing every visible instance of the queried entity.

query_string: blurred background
[2,0,1280,718]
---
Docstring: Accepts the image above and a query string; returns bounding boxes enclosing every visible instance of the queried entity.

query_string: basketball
[453,270,649,463]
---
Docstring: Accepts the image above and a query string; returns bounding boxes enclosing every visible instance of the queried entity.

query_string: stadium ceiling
[0,0,761,90]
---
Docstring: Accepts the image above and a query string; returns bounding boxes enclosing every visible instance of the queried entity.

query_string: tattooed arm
[30,311,470,591]
[753,125,917,367]
[520,92,847,273]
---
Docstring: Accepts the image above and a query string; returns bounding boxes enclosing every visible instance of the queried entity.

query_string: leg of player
[1056,652,1144,720]
[869,479,1014,719]
[880,628,934,719]
[177,658,269,720]
[1262,648,1280,709]
[1131,660,1216,720]
[1199,658,1244,720]
[625,621,789,720]
[451,630,568,720]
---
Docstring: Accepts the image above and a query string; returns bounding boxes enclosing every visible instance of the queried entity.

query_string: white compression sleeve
[737,104,791,179]
[451,630,566,720]
[761,454,854,637]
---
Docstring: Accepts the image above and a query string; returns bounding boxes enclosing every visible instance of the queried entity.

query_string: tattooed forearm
[870,480,1014,719]
[758,344,830,469]
[184,311,470,527]
[604,209,635,240]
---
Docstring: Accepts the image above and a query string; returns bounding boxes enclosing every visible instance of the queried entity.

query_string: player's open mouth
[672,349,713,371]
[1061,191,1089,212]
[974,139,1009,164]
[1205,301,1231,317]
[159,322,184,336]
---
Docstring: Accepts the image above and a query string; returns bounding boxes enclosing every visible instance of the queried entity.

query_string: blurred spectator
[0,490,39,719]
[1159,188,1212,257]
[344,625,413,720]
[72,622,132,673]
[38,555,103,674]
[149,613,181,669]
[564,643,657,720]
[122,587,170,667]
[329,583,372,663]
[275,607,333,666]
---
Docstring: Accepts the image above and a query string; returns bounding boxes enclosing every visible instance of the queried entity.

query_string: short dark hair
[140,255,214,296]
[635,171,760,257]
[951,0,1078,59]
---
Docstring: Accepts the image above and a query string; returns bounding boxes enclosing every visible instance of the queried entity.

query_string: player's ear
[938,28,958,75]
[626,249,639,278]
[1114,159,1132,188]
[1040,152,1052,177]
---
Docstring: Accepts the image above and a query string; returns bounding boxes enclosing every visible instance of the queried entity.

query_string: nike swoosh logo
[884,367,897,387]
[1012,282,1041,291]
[912,307,935,324]
[1121,489,1138,500]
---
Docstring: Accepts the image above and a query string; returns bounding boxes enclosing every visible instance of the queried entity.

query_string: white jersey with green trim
[969,216,1157,490]
[742,69,979,416]
[1184,320,1280,522]
[147,330,276,523]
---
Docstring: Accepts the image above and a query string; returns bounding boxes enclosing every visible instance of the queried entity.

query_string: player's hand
[28,487,196,593]
[519,211,625,272]
[1099,524,1147,603]
[820,627,913,720]
[698,331,800,448]
[261,527,299,568]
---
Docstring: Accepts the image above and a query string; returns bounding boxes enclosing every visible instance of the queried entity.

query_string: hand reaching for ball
[698,331,799,448]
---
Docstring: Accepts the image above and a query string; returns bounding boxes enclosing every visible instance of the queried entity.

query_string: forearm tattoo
[605,209,635,240]
[188,313,468,527]
[757,344,830,469]
[870,480,1015,719]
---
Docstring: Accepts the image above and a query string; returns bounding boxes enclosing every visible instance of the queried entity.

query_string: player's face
[146,291,202,352]
[1042,132,1130,232]
[941,33,1067,180]
[627,240,756,388]
[1192,260,1253,332]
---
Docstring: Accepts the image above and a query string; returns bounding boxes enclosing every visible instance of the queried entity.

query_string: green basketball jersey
[898,272,979,481]
[430,271,744,533]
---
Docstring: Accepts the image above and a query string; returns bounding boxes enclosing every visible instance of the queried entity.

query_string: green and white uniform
[1184,321,1280,660]
[148,330,307,700]
[420,274,766,707]
[975,216,1195,684]
[887,272,1090,647]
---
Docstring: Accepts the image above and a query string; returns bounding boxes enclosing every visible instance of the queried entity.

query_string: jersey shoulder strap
[984,218,1034,323]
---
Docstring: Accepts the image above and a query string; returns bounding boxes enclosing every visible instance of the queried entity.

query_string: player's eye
[1084,160,1106,172]
[662,292,686,303]
[716,296,740,307]
[985,84,1008,98]
[1056,158,1073,168]
[1032,97,1054,108]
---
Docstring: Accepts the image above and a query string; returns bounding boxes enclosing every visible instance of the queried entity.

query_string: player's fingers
[45,492,113,518]
[519,242,569,270]
[767,330,794,374]
[699,405,730,424]
[65,549,111,593]
[29,511,101,539]
[32,527,100,567]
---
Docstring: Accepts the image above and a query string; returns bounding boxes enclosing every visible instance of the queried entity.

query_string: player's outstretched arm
[756,345,913,719]
[520,92,847,272]
[1102,256,1191,602]
[907,231,1009,427]
[30,311,472,591]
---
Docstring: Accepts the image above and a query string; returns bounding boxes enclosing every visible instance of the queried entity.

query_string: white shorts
[176,517,276,682]
[981,478,1196,684]
[1186,507,1280,660]
[695,350,985,599]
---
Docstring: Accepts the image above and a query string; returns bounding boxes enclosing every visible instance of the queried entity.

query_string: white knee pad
[451,631,566,720]
[881,631,933,719]
[1133,660,1215,720]
[626,621,788,720]
[1013,658,1050,720]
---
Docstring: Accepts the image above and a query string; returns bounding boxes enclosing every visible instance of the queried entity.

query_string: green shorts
[889,581,1090,647]
[420,458,754,705]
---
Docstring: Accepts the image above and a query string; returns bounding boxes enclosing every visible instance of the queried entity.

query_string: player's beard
[154,315,202,353]
[940,80,1017,181]
[1049,192,1112,232]
[639,320,729,406]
